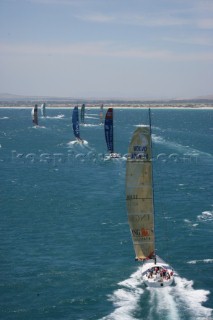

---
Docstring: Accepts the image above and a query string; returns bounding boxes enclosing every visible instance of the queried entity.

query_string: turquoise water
[0,107,212,320]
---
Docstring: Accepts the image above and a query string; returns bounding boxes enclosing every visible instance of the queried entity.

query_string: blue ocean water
[0,107,212,320]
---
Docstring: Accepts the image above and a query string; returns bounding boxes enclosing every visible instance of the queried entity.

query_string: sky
[0,0,213,99]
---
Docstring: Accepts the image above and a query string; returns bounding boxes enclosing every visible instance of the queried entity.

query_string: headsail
[104,107,114,153]
[32,104,38,126]
[126,126,155,260]
[41,103,46,117]
[80,104,85,124]
[72,106,81,140]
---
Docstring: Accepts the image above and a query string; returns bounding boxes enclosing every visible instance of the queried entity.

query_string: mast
[149,108,156,262]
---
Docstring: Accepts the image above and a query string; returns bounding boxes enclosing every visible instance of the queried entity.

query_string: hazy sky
[0,0,213,99]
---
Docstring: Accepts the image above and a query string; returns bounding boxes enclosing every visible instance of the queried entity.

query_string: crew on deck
[147,266,172,281]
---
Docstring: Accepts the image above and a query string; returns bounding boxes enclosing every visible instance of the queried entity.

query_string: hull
[141,256,174,287]
[110,153,121,158]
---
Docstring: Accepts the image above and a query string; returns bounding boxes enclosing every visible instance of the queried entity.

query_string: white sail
[41,103,46,117]
[126,123,174,287]
[126,126,155,260]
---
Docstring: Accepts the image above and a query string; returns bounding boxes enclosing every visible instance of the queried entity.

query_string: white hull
[110,153,121,158]
[141,256,174,288]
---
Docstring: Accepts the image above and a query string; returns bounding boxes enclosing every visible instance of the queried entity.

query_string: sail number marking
[129,145,149,160]
[131,228,153,239]
[127,194,138,200]
[133,146,147,152]
[130,153,148,160]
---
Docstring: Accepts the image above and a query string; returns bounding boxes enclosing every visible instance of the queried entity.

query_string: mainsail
[104,107,114,153]
[32,104,38,125]
[41,103,46,117]
[72,106,81,140]
[80,104,85,124]
[126,126,155,260]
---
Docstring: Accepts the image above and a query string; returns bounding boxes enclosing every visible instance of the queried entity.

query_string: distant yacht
[72,106,84,143]
[100,104,104,124]
[104,108,120,158]
[31,104,38,126]
[41,103,46,118]
[80,104,85,124]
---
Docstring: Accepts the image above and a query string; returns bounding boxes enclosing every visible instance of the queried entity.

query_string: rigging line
[150,109,170,261]
[148,108,156,259]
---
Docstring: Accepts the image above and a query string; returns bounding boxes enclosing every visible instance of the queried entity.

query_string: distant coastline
[0,93,213,108]
[0,101,213,109]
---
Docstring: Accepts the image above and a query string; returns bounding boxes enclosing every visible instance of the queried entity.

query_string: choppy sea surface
[0,107,212,320]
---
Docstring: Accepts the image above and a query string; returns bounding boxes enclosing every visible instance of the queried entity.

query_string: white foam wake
[67,140,89,147]
[148,286,180,320]
[82,123,100,127]
[46,114,64,119]
[85,115,98,119]
[148,276,212,320]
[170,276,212,320]
[152,134,213,159]
[32,125,46,129]
[101,268,212,320]
[101,268,144,320]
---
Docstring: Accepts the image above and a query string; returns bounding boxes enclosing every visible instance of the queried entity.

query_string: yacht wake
[46,114,64,119]
[101,268,144,320]
[101,268,212,320]
[152,134,213,162]
[169,276,212,319]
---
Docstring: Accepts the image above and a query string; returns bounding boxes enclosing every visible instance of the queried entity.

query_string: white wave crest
[187,259,213,264]
[0,116,9,119]
[184,219,198,227]
[197,211,213,222]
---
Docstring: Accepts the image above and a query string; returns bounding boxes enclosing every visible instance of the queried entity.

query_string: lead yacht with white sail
[126,110,174,287]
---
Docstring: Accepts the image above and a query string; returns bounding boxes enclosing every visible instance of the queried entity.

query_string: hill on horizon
[0,92,213,103]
